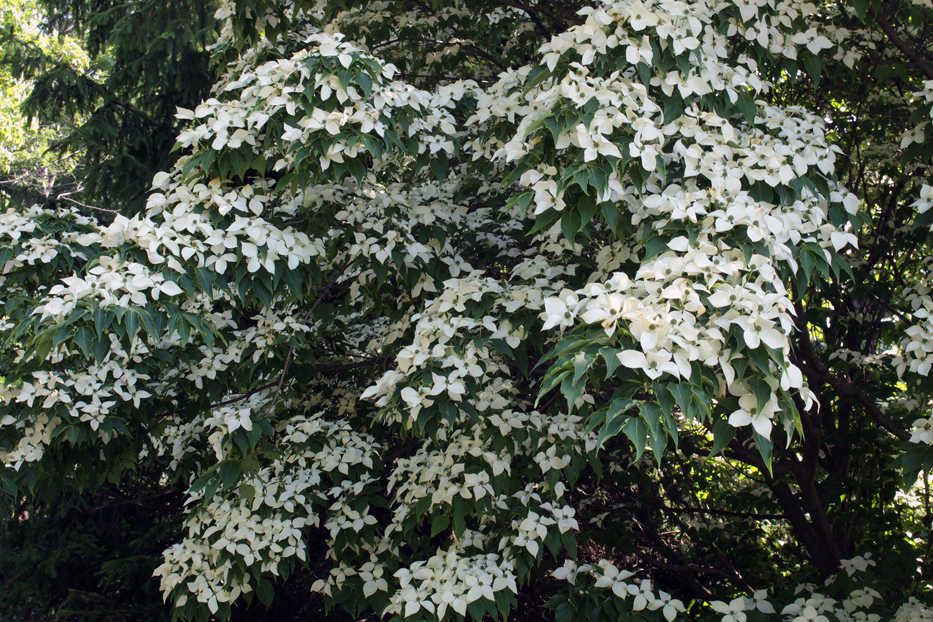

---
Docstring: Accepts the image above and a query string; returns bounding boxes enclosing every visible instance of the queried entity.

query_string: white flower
[541,292,579,330]
[617,348,680,379]
[728,393,777,437]
[711,597,749,622]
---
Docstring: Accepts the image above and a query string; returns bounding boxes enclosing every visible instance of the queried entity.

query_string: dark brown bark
[726,438,843,577]
[767,479,842,577]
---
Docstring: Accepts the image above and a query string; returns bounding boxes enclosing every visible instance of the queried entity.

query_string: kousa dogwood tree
[1,0,932,621]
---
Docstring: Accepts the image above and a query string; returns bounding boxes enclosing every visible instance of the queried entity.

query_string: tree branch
[662,504,786,520]
[870,8,933,79]
[210,379,281,409]
[793,303,910,442]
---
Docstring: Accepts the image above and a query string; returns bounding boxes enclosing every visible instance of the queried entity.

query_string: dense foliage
[1,0,932,620]
[0,0,88,207]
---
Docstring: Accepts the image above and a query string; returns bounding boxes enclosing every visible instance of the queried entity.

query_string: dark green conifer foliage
[2,0,218,212]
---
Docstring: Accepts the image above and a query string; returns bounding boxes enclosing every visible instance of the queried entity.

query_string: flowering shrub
[1,0,932,620]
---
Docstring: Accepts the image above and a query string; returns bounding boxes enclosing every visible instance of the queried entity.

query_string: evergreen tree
[1,0,218,212]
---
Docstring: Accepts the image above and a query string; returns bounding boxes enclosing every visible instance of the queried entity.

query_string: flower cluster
[552,559,686,621]
[386,548,518,620]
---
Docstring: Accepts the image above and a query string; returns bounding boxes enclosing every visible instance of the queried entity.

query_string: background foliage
[1,0,931,621]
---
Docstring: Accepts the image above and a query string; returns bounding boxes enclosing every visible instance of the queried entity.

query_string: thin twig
[56,194,118,215]
[210,379,281,409]
[266,344,294,414]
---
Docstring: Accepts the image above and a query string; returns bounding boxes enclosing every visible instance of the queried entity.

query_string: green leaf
[356,71,373,98]
[798,247,816,289]
[853,0,869,20]
[430,153,449,180]
[596,394,634,446]
[601,202,620,234]
[639,402,668,462]
[736,95,757,125]
[663,96,684,124]
[560,373,586,412]
[0,470,17,496]
[901,445,933,486]
[710,419,735,456]
[636,61,651,85]
[544,530,561,558]
[507,192,534,217]
[690,386,711,421]
[580,97,599,128]
[337,69,352,90]
[802,54,822,85]
[753,431,773,473]
[747,346,771,375]
[561,208,582,245]
[233,431,250,456]
[74,326,94,359]
[93,308,114,338]
[599,347,622,378]
[544,116,562,143]
[577,194,597,225]
[137,308,161,341]
[528,209,561,237]
[256,579,274,607]
[572,348,598,384]
[220,461,241,488]
[537,367,572,404]
[524,64,550,93]
[666,383,693,418]
[431,513,450,537]
[453,501,467,537]
[749,377,772,414]
[588,165,609,194]
[239,483,256,503]
[622,416,648,458]
[660,404,680,448]
[94,335,110,363]
[361,134,384,160]
[34,329,54,363]
[644,235,667,260]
